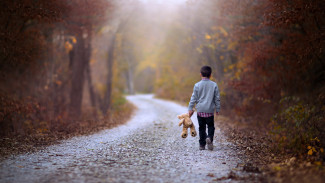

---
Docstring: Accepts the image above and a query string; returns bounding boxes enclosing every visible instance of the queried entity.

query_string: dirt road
[0,94,252,182]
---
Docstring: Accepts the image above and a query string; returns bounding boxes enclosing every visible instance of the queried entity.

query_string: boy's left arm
[214,84,221,114]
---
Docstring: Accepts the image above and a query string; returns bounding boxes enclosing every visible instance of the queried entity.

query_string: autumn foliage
[133,0,324,159]
[0,0,324,160]
[0,0,131,138]
[218,0,325,158]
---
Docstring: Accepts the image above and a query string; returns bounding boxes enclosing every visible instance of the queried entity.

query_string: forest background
[0,0,324,163]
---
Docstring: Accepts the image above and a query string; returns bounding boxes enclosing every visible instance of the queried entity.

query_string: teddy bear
[177,113,197,138]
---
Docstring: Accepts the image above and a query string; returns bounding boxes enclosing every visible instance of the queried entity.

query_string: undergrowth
[270,96,325,162]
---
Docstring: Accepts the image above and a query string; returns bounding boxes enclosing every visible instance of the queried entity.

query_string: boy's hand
[189,110,194,117]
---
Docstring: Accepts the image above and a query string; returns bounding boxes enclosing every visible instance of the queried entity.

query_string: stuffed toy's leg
[190,124,197,137]
[181,126,188,138]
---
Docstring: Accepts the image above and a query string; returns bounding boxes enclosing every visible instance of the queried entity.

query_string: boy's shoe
[199,145,205,150]
[206,138,213,150]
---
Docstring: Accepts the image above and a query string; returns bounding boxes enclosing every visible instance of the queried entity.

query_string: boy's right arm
[188,84,198,116]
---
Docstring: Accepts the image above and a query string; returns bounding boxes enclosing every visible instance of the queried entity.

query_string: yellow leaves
[208,44,215,50]
[307,145,317,156]
[220,91,226,97]
[307,138,323,156]
[273,166,281,171]
[224,64,235,72]
[211,26,228,37]
[71,37,77,44]
[219,27,228,37]
[64,41,73,53]
[269,163,282,171]
[205,34,212,40]
[136,56,157,73]
[216,39,222,45]
[98,25,111,34]
[227,41,238,50]
[311,137,320,142]
[234,71,241,79]
[64,36,77,53]
[314,161,322,166]
[228,64,235,70]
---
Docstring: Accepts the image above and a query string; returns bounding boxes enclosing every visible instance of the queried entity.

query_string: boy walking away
[188,66,220,150]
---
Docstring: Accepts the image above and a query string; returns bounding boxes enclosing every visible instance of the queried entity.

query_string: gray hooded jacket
[188,79,220,113]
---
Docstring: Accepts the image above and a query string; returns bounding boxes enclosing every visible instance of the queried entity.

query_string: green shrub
[271,96,324,160]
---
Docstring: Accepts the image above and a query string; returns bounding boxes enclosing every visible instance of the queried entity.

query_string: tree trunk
[125,58,135,94]
[126,68,134,94]
[69,32,87,119]
[46,29,55,121]
[85,27,97,118]
[101,34,116,116]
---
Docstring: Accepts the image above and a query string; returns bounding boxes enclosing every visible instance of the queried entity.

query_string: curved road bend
[0,94,248,183]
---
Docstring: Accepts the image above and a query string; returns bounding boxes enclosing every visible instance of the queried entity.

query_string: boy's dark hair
[200,66,212,78]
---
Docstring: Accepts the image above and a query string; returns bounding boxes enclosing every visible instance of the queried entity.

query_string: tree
[64,0,110,118]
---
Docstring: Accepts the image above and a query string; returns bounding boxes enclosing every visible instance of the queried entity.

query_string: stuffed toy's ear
[177,115,182,119]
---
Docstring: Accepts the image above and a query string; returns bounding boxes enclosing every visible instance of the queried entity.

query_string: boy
[188,66,220,150]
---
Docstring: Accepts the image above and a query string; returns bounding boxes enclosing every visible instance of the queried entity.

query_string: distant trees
[0,0,119,136]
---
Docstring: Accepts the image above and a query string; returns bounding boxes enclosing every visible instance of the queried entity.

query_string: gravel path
[0,94,248,183]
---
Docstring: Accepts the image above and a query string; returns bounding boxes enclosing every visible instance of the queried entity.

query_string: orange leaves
[307,146,315,156]
[205,34,212,40]
[55,80,62,86]
[64,41,73,53]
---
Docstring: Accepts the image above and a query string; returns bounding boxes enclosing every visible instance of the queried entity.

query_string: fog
[89,0,218,98]
[2,1,324,175]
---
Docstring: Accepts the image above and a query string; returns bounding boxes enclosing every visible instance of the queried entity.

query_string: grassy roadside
[0,102,135,161]
[215,115,325,183]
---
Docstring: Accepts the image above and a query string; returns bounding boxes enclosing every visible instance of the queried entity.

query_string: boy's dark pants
[197,115,215,146]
